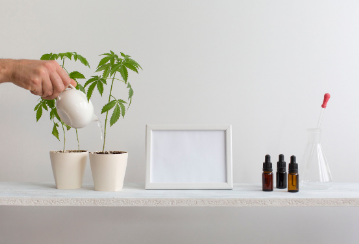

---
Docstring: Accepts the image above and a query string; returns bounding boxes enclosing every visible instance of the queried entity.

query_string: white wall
[1,1,359,243]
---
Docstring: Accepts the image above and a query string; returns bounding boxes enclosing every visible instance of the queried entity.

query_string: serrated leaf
[76,83,86,94]
[98,56,111,67]
[34,102,41,111]
[69,71,85,79]
[40,53,51,60]
[110,104,121,126]
[46,99,55,109]
[100,53,112,56]
[97,81,104,96]
[52,123,60,141]
[87,82,96,101]
[49,54,58,60]
[65,124,71,130]
[127,83,134,99]
[124,63,138,73]
[101,100,117,114]
[36,107,42,121]
[53,108,61,121]
[102,64,111,79]
[117,99,127,104]
[127,58,142,70]
[42,103,48,111]
[84,77,98,88]
[73,52,78,61]
[100,78,107,85]
[77,55,90,68]
[65,52,72,60]
[110,63,122,76]
[96,64,108,72]
[119,103,126,117]
[118,65,128,82]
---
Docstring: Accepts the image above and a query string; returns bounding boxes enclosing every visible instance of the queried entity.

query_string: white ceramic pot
[50,150,88,189]
[89,152,128,191]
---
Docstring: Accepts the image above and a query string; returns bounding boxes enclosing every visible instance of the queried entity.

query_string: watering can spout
[92,114,99,122]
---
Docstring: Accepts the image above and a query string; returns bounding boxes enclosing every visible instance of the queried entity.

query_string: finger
[70,79,77,87]
[41,75,53,99]
[30,83,43,96]
[55,65,71,88]
[45,72,64,100]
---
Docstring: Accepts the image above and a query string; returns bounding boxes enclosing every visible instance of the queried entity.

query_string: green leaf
[84,77,98,88]
[53,108,61,121]
[46,99,55,109]
[64,52,72,60]
[127,83,134,99]
[96,64,108,72]
[101,100,117,114]
[87,82,96,101]
[100,53,112,56]
[69,71,85,79]
[76,83,86,94]
[110,63,121,76]
[117,99,127,104]
[97,81,104,96]
[34,102,41,111]
[98,56,111,67]
[49,54,58,60]
[36,107,42,121]
[102,64,111,79]
[127,58,142,70]
[119,102,126,117]
[124,63,138,73]
[42,103,48,111]
[118,65,128,82]
[52,123,60,141]
[58,53,65,59]
[77,55,90,68]
[65,124,71,130]
[73,52,78,61]
[110,104,121,126]
[100,78,107,85]
[40,53,51,60]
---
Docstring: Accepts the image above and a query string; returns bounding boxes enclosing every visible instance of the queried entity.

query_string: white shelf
[0,182,358,207]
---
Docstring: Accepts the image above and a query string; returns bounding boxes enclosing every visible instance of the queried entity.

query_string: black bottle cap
[289,155,298,173]
[277,154,286,173]
[263,154,272,172]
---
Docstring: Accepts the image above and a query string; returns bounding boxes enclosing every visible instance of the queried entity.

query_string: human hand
[0,59,77,100]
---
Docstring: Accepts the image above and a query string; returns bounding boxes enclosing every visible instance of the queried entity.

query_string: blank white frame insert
[146,125,233,189]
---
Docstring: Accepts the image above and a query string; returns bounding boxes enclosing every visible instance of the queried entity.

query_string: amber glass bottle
[288,155,299,192]
[262,155,273,191]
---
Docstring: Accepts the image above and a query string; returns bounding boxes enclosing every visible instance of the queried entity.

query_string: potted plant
[85,51,142,191]
[35,52,90,189]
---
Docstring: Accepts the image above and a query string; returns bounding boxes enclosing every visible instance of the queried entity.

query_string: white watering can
[56,85,98,129]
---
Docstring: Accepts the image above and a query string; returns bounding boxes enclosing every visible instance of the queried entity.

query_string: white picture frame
[145,125,233,189]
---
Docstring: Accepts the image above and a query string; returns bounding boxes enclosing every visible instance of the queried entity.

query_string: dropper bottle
[288,155,299,192]
[276,154,287,189]
[262,155,273,191]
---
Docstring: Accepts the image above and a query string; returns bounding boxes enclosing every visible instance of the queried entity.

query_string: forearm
[0,59,14,84]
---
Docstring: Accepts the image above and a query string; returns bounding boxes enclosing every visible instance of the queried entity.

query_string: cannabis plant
[85,51,141,152]
[34,52,90,152]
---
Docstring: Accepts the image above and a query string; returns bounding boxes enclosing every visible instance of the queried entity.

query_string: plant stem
[102,74,116,152]
[61,123,66,153]
[76,129,80,150]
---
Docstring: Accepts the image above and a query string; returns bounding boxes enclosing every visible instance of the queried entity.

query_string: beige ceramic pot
[50,150,88,189]
[89,151,128,191]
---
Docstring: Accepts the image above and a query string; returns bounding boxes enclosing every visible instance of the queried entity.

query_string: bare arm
[0,59,76,100]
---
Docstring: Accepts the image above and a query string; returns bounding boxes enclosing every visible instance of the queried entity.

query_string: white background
[151,130,226,183]
[0,0,359,243]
